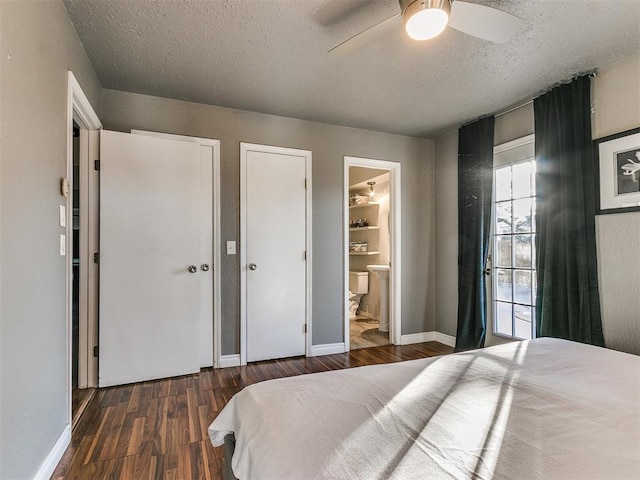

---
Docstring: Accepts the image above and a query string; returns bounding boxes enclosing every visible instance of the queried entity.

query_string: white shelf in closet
[349,226,380,232]
[349,251,380,256]
[349,202,379,209]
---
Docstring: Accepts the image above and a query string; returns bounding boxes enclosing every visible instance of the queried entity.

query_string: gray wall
[592,54,640,355]
[100,89,436,353]
[0,1,102,478]
[434,130,459,337]
[434,53,640,354]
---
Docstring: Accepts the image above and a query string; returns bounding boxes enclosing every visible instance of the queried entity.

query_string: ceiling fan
[328,0,524,55]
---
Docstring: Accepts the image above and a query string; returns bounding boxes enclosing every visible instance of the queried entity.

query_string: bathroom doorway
[344,157,401,351]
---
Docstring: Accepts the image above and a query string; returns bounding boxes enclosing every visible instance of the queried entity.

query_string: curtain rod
[494,71,597,119]
[457,71,597,131]
[494,99,533,118]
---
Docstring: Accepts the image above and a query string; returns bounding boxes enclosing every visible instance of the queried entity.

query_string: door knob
[201,264,210,272]
[248,263,257,270]
[188,265,197,273]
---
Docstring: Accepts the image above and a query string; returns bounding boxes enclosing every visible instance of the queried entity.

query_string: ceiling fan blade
[328,14,401,56]
[448,1,524,43]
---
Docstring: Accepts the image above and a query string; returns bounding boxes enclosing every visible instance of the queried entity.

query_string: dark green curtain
[455,116,495,352]
[534,76,604,346]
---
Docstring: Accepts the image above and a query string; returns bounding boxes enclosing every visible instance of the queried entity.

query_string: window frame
[491,134,537,341]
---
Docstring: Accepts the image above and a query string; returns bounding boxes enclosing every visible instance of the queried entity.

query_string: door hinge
[93,345,99,357]
[93,252,99,264]
[304,178,307,189]
[94,159,100,171]
[304,251,307,261]
[303,324,307,334]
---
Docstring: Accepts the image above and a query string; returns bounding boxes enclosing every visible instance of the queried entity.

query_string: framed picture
[594,127,640,214]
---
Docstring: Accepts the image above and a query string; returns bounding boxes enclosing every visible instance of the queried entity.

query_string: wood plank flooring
[72,387,96,431]
[51,341,452,480]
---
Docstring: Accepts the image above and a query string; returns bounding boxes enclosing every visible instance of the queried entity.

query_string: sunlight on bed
[322,343,529,479]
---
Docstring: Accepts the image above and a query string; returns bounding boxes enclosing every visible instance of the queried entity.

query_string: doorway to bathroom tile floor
[350,316,390,349]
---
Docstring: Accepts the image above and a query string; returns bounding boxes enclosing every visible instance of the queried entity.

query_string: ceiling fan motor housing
[399,0,451,17]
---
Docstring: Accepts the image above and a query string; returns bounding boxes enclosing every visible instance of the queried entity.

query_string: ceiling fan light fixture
[402,0,451,41]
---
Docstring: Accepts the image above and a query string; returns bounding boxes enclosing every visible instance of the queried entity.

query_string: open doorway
[344,157,401,351]
[67,72,102,431]
[70,121,93,427]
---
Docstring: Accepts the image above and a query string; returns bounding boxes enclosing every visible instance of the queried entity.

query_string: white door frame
[131,130,222,368]
[343,157,402,349]
[240,143,312,366]
[66,72,102,427]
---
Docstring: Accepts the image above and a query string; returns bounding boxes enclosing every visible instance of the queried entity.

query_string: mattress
[209,338,640,479]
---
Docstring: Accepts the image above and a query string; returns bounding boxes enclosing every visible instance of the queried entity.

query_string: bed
[208,338,640,479]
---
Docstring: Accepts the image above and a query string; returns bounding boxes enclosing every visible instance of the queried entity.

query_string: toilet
[348,271,369,319]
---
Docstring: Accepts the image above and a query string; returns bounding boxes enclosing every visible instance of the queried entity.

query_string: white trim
[490,135,537,342]
[399,332,436,345]
[131,130,223,368]
[493,133,535,154]
[85,130,100,388]
[218,354,241,368]
[240,143,313,365]
[432,331,456,347]
[66,71,101,428]
[399,331,457,347]
[240,146,247,365]
[309,343,346,357]
[343,157,402,351]
[33,425,71,480]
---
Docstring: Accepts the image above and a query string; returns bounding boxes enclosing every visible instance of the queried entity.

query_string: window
[492,136,536,340]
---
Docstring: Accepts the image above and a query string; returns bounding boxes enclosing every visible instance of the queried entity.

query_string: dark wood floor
[72,387,96,431]
[51,341,452,480]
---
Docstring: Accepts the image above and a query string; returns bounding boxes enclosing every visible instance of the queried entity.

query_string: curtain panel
[534,75,605,346]
[455,116,495,352]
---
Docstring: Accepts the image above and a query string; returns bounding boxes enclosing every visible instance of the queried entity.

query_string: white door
[131,130,218,368]
[243,145,309,362]
[99,130,202,387]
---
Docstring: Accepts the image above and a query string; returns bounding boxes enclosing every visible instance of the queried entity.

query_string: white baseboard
[309,342,346,357]
[432,331,456,347]
[33,424,70,480]
[399,332,435,345]
[218,354,241,368]
[399,331,456,347]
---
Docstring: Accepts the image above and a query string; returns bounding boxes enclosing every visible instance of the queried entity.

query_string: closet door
[242,144,309,362]
[99,130,201,387]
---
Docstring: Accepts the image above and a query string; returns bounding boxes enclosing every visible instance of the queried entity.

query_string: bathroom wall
[349,170,391,320]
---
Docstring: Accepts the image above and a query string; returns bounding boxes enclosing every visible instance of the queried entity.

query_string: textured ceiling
[63,0,640,138]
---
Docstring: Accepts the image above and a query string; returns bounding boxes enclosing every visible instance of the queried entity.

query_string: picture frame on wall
[594,127,640,215]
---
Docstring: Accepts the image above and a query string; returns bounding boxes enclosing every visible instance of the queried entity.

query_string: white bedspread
[209,339,640,479]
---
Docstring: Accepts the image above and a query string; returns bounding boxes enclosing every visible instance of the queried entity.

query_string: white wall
[435,53,640,355]
[592,54,640,355]
[0,1,102,478]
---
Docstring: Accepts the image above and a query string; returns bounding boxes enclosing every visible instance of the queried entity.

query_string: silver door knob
[201,264,210,272]
[248,263,257,270]
[188,265,197,273]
